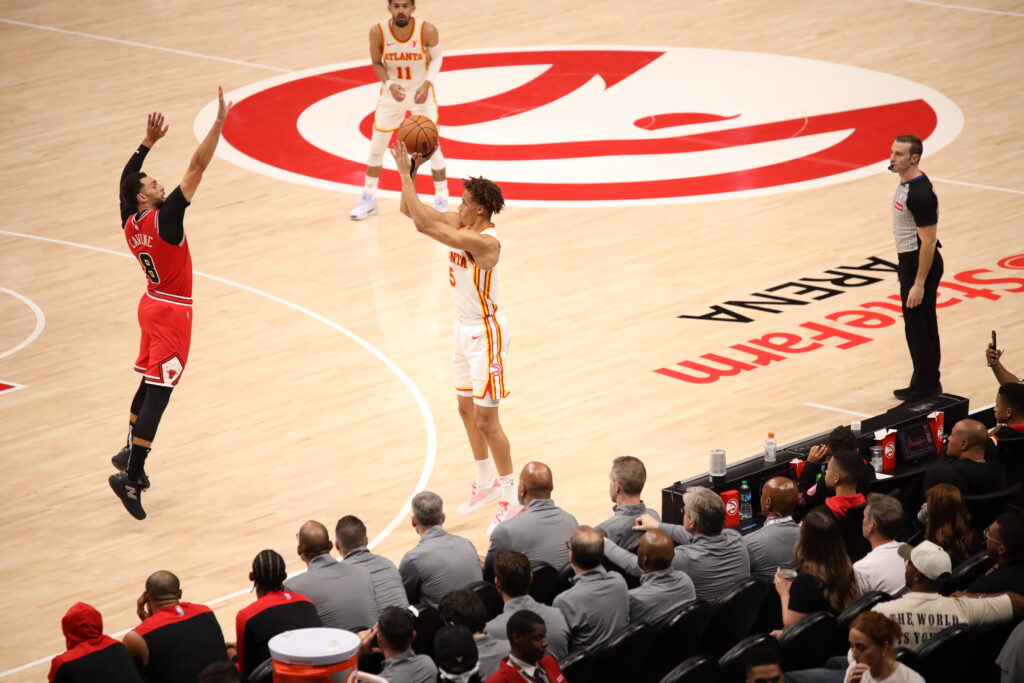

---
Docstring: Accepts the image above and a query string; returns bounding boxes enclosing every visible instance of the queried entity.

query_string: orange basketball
[397,115,439,159]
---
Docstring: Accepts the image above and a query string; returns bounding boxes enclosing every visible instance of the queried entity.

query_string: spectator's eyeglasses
[984,528,1003,545]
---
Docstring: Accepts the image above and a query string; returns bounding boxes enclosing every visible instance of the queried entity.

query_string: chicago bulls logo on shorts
[196,46,962,206]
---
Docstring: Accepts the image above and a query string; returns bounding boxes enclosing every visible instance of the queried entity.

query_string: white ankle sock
[474,460,493,488]
[434,180,448,197]
[364,176,379,195]
[498,474,515,503]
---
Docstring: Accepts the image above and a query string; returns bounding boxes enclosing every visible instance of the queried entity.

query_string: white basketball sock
[498,474,515,503]
[364,175,379,196]
[434,180,448,197]
[474,459,494,488]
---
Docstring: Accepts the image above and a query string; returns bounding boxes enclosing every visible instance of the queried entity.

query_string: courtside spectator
[991,383,1024,490]
[616,486,750,600]
[799,426,875,492]
[628,529,696,628]
[485,462,578,581]
[873,541,1024,650]
[233,549,320,676]
[487,610,566,683]
[554,525,629,653]
[744,645,785,683]
[285,520,378,630]
[48,602,141,683]
[372,606,438,683]
[924,418,1006,495]
[997,620,1024,682]
[799,449,866,522]
[775,510,859,628]
[485,550,569,660]
[399,491,483,608]
[596,456,660,552]
[854,494,906,596]
[123,571,227,682]
[434,625,482,683]
[923,484,977,565]
[966,513,1024,594]
[199,662,241,683]
[744,476,800,581]
[440,588,510,678]
[336,515,409,610]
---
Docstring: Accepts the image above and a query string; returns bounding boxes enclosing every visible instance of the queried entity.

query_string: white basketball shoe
[434,195,449,212]
[349,192,378,220]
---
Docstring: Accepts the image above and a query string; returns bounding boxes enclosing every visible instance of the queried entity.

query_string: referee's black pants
[898,248,943,395]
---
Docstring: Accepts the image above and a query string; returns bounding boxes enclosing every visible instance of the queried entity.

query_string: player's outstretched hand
[144,112,169,146]
[215,86,234,125]
[391,141,412,175]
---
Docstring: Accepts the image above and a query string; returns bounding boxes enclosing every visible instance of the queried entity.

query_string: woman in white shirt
[845,611,924,683]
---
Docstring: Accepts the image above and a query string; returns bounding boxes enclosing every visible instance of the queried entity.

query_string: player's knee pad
[429,145,446,171]
[367,129,391,167]
[132,384,173,442]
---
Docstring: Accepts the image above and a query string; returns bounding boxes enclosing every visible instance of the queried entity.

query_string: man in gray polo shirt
[485,549,570,660]
[485,461,578,581]
[336,515,409,610]
[608,486,750,601]
[398,491,482,608]
[284,520,379,631]
[373,606,438,683]
[628,529,696,628]
[743,476,800,581]
[554,525,629,653]
[596,455,661,552]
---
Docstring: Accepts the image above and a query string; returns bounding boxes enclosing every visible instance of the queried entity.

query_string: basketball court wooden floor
[1,0,1022,678]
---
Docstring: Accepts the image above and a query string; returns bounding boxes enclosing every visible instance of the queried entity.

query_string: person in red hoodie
[48,602,141,682]
[487,610,565,683]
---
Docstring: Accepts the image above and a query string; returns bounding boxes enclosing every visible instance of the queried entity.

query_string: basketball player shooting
[391,141,521,533]
[109,88,232,520]
[349,0,448,220]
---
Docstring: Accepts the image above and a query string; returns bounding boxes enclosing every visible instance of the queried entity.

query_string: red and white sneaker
[487,500,524,536]
[456,479,501,515]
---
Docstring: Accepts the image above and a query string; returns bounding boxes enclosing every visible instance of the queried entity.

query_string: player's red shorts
[133,293,192,387]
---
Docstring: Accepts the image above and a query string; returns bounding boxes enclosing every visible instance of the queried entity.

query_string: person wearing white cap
[871,540,1024,651]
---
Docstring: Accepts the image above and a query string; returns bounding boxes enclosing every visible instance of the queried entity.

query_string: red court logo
[197,46,963,206]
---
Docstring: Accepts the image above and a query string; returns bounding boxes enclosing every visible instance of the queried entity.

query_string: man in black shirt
[888,134,943,403]
[967,513,1024,595]
[924,418,1006,495]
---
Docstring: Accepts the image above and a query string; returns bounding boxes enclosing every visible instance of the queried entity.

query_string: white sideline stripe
[932,177,1024,196]
[902,0,1024,17]
[803,402,873,418]
[0,230,436,679]
[0,18,294,72]
[0,287,46,360]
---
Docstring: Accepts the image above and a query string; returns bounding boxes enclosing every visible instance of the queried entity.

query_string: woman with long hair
[924,483,976,566]
[845,610,924,682]
[775,509,860,627]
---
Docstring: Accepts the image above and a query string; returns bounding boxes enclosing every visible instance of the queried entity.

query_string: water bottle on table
[739,480,753,520]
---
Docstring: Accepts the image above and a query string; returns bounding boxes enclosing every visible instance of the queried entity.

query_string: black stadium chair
[558,649,595,683]
[529,562,559,605]
[909,623,975,683]
[595,622,654,683]
[467,579,504,621]
[778,611,837,671]
[963,483,1022,532]
[410,603,443,658]
[658,655,719,683]
[699,578,770,657]
[833,590,892,654]
[841,503,871,562]
[248,658,274,683]
[940,550,995,596]
[866,470,925,513]
[553,562,575,600]
[643,599,713,682]
[717,633,778,683]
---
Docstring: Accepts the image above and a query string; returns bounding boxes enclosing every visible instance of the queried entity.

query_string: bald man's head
[761,476,798,518]
[519,461,554,501]
[569,525,604,571]
[297,520,333,559]
[948,419,989,458]
[145,571,181,602]
[637,529,675,573]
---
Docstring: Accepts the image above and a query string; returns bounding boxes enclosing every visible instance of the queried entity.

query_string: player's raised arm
[392,143,499,267]
[121,113,168,182]
[178,87,232,202]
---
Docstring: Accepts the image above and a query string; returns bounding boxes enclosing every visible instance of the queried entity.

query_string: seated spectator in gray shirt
[607,486,750,601]
[336,515,409,610]
[439,588,510,679]
[743,476,800,581]
[485,549,570,660]
[283,520,378,631]
[596,455,661,552]
[399,491,482,608]
[366,606,438,683]
[628,529,696,628]
[554,525,630,653]
[485,462,578,581]
[854,493,906,596]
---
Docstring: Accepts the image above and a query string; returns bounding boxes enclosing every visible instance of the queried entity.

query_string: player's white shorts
[453,314,510,407]
[374,83,439,132]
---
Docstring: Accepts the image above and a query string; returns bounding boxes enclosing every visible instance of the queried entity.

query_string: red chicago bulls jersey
[124,209,193,305]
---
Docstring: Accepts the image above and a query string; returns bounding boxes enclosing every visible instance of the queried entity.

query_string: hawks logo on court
[196,46,962,206]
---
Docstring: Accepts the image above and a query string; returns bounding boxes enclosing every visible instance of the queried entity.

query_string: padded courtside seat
[467,579,504,621]
[248,657,274,683]
[940,550,995,596]
[717,633,778,683]
[558,649,595,683]
[699,578,770,657]
[911,623,974,683]
[658,655,719,683]
[841,503,871,562]
[778,611,837,671]
[410,603,443,658]
[833,590,892,654]
[594,622,654,683]
[643,599,713,682]
[963,483,1022,533]
[529,562,559,605]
